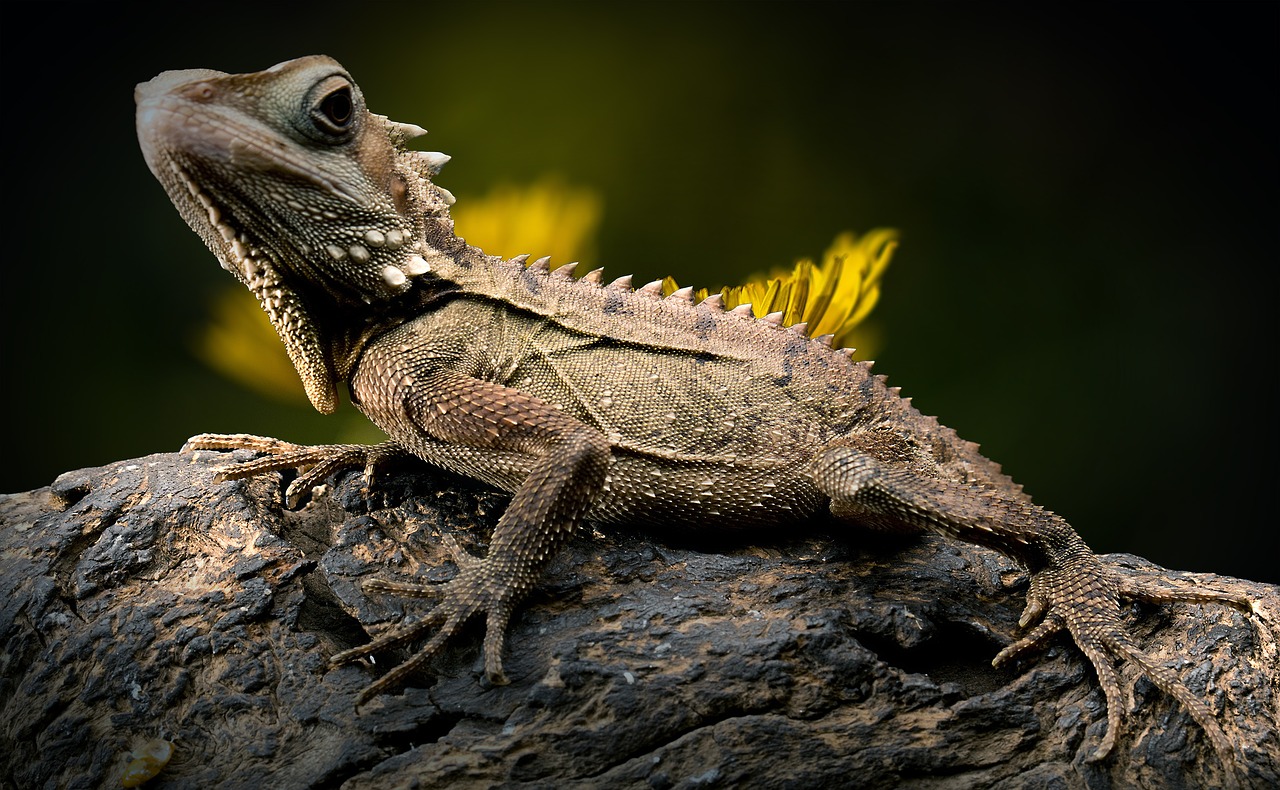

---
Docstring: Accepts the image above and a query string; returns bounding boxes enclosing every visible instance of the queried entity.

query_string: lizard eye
[303,75,360,141]
[318,87,353,128]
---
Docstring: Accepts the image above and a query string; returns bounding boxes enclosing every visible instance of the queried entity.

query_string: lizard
[134,55,1255,772]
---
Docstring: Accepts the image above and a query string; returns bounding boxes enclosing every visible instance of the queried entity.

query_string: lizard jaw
[161,157,341,414]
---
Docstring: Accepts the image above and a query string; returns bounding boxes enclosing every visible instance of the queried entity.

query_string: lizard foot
[330,534,517,704]
[184,433,409,507]
[992,551,1252,769]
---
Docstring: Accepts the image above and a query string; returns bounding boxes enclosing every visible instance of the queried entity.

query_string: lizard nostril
[182,82,216,102]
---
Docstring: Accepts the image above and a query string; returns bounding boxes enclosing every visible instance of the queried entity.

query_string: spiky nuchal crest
[671,230,898,351]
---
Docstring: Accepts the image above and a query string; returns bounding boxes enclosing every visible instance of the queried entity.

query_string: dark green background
[4,2,1275,581]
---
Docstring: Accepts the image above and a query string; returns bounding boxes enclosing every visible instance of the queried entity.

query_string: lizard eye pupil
[319,87,353,128]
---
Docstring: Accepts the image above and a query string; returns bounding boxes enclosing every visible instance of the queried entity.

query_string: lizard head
[135,55,452,413]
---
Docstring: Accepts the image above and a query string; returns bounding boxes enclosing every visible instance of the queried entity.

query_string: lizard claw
[999,551,1248,771]
[333,539,520,699]
[992,609,1064,667]
[1016,594,1048,629]
[183,433,409,507]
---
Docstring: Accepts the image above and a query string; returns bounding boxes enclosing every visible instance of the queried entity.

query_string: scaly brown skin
[137,56,1254,774]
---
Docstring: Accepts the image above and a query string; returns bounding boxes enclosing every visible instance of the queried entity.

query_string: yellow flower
[451,175,603,267]
[196,288,306,403]
[671,229,898,355]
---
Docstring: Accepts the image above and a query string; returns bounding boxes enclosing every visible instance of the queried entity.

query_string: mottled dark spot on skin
[522,267,542,295]
[603,290,626,315]
[774,358,794,388]
[858,375,877,405]
[769,338,810,387]
[782,337,808,358]
[693,312,716,338]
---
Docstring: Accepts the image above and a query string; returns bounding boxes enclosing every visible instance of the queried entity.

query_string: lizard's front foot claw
[183,433,408,507]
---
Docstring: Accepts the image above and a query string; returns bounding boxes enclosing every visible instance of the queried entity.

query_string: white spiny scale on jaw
[382,265,408,287]
[377,246,452,289]
[403,254,431,275]
[304,214,428,297]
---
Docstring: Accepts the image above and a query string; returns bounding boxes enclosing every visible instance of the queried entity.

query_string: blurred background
[3,2,1274,581]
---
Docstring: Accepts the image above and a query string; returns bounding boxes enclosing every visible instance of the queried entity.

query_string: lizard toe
[338,558,524,699]
[992,611,1063,667]
[483,607,514,685]
[330,604,449,667]
[349,610,468,705]
[1118,569,1254,614]
[362,577,445,599]
[184,434,409,506]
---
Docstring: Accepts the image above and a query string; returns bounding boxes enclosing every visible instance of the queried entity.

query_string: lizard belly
[584,450,827,527]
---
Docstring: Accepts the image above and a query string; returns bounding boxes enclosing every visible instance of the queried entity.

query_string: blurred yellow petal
[451,176,604,269]
[706,229,897,354]
[195,289,308,404]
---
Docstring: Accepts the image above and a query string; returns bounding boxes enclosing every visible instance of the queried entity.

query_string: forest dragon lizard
[134,55,1255,772]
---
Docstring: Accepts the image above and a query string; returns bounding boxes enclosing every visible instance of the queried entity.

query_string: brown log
[1,451,1276,788]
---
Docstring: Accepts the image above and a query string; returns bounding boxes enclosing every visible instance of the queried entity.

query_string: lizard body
[135,56,1254,772]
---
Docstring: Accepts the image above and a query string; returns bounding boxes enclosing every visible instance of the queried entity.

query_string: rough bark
[1,451,1276,789]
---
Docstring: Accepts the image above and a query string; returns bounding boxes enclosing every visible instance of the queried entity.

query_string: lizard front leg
[333,360,612,702]
[811,444,1253,771]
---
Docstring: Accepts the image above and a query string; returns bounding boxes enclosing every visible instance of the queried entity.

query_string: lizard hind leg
[809,443,1248,775]
[991,570,1238,765]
